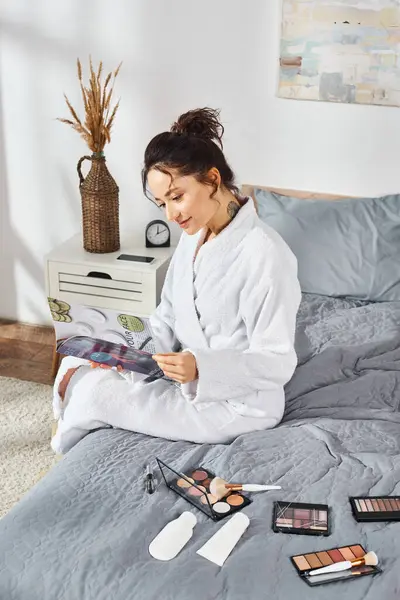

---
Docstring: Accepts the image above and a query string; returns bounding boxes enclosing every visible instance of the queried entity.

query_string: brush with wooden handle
[209,477,281,500]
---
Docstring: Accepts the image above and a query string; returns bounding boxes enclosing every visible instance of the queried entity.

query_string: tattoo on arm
[227,201,240,220]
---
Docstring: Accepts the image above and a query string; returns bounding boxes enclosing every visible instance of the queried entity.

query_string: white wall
[1,0,400,325]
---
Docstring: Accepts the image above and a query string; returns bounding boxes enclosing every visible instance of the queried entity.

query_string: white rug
[0,376,59,519]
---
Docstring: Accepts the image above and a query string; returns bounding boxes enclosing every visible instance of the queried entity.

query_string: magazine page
[48,298,157,353]
[56,335,164,378]
[47,298,179,385]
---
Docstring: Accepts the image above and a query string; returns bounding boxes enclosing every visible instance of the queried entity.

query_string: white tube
[149,512,197,561]
[196,513,250,567]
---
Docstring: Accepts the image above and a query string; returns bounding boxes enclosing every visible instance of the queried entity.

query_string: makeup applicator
[209,477,281,500]
[308,551,378,577]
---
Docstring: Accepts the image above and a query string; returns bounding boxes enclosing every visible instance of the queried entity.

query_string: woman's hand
[152,352,198,384]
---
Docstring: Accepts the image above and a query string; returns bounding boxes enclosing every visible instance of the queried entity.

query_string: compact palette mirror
[291,544,382,587]
[350,496,400,522]
[273,501,330,536]
[156,458,252,521]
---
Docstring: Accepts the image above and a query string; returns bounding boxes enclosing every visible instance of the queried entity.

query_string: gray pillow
[254,188,400,302]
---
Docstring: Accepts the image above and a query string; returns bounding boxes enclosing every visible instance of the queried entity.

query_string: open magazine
[48,297,169,382]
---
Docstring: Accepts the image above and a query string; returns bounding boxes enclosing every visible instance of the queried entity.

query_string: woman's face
[147,168,219,235]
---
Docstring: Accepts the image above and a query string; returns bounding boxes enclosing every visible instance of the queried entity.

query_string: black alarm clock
[145,220,171,248]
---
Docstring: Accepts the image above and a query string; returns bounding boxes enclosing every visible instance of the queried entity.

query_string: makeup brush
[209,477,281,500]
[308,551,378,577]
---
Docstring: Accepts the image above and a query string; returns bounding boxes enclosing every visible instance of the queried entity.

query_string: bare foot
[58,367,81,401]
[89,362,123,372]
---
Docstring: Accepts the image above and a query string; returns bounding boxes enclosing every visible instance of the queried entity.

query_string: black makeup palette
[156,458,252,521]
[350,496,400,522]
[291,543,382,587]
[273,501,331,536]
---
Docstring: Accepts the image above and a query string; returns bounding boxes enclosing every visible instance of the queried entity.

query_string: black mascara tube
[144,464,156,494]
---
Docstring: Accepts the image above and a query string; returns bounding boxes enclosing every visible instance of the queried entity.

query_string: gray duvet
[0,294,399,600]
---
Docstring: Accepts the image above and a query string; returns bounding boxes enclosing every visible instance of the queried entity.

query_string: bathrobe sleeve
[149,245,181,354]
[184,256,301,405]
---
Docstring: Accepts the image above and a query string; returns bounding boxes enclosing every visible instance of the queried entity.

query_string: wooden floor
[0,319,56,385]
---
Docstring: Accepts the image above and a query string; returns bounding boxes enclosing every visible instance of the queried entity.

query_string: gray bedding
[0,294,399,600]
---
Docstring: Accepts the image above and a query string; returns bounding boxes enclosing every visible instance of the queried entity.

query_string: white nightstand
[44,233,176,378]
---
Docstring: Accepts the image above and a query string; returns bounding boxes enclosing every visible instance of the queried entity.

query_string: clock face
[147,222,169,246]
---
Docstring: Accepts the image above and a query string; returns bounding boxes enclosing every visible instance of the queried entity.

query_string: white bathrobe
[51,199,301,454]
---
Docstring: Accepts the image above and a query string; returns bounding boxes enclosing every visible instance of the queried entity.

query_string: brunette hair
[142,107,239,200]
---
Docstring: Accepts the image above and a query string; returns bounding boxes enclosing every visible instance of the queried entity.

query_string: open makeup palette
[156,458,252,521]
[272,501,330,536]
[350,496,400,522]
[291,543,382,587]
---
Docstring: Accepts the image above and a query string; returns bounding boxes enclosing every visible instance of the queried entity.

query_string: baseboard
[0,319,55,345]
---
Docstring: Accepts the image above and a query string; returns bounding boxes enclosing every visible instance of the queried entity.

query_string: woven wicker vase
[77,152,120,253]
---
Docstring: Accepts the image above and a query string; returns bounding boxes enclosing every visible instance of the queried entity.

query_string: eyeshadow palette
[156,458,252,521]
[350,496,400,522]
[273,501,330,536]
[291,544,382,587]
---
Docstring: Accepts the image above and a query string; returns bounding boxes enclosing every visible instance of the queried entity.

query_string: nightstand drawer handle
[87,271,112,280]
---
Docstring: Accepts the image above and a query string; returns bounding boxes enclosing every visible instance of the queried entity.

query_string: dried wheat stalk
[58,57,122,153]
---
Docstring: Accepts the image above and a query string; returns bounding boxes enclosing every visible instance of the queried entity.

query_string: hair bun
[170,107,224,148]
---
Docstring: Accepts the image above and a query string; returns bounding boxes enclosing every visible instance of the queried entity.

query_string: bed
[0,186,399,600]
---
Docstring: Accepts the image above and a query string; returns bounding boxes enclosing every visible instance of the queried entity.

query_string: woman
[52,108,301,454]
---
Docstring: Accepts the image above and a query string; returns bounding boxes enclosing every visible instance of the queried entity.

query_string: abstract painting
[278,0,400,106]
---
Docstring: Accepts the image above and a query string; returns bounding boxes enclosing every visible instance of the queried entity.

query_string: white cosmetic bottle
[149,512,197,561]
